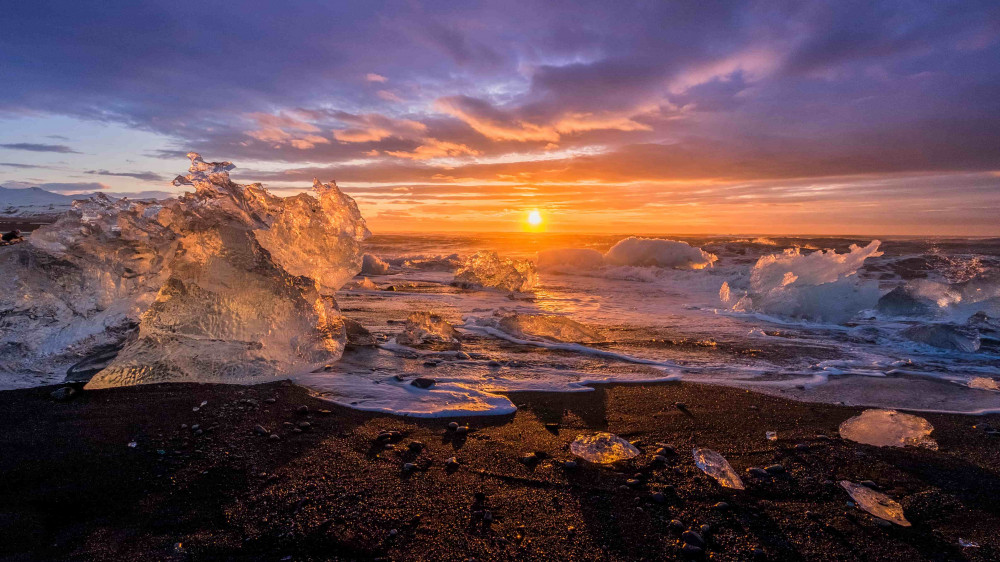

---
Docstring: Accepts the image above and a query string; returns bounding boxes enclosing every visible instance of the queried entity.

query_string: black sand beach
[1,381,998,561]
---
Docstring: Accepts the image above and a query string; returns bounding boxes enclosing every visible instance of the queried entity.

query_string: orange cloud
[385,138,481,160]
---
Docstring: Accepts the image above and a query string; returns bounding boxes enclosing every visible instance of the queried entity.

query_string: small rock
[860,480,879,490]
[447,422,459,431]
[650,492,666,504]
[562,460,578,470]
[296,405,309,415]
[254,425,269,435]
[681,530,705,548]
[652,455,668,464]
[292,428,303,434]
[455,425,469,435]
[545,422,560,431]
[456,351,471,359]
[269,434,280,441]
[655,446,677,456]
[794,443,809,451]
[297,421,311,430]
[50,387,77,401]
[669,519,685,532]
[402,462,415,472]
[264,397,276,403]
[626,478,643,488]
[674,402,687,409]
[408,441,425,452]
[445,456,460,468]
[764,464,785,474]
[713,501,730,511]
[411,377,436,389]
[747,467,769,478]
[681,544,703,557]
[521,453,539,465]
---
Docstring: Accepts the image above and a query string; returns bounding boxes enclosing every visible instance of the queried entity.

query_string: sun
[527,209,543,226]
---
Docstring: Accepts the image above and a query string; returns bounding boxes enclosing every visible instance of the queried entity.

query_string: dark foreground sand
[1,381,998,561]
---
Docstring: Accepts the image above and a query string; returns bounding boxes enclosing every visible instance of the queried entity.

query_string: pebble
[860,480,879,489]
[264,397,276,403]
[562,460,578,470]
[764,464,785,474]
[50,387,77,401]
[650,492,666,504]
[700,524,712,536]
[681,544,703,557]
[655,446,676,456]
[669,519,685,533]
[292,428,303,434]
[408,441,425,452]
[521,453,539,465]
[455,426,469,435]
[269,434,280,441]
[674,402,687,409]
[445,456,460,468]
[296,405,309,415]
[254,425,269,435]
[794,443,809,451]
[180,424,188,429]
[747,467,769,478]
[402,462,415,472]
[652,455,668,464]
[626,479,643,488]
[681,530,705,548]
[411,377,436,388]
[297,421,311,430]
[544,422,560,431]
[713,501,730,511]
[447,422,459,431]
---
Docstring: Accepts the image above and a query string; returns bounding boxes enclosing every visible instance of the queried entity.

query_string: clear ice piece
[396,312,459,346]
[453,250,537,292]
[765,431,777,441]
[840,480,911,526]
[839,409,937,450]
[570,433,640,464]
[692,448,745,489]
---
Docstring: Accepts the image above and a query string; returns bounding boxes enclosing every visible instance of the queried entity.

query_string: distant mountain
[0,186,180,220]
[0,186,75,207]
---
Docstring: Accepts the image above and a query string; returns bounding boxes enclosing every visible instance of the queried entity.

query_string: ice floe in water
[968,377,999,391]
[0,152,368,388]
[481,311,601,343]
[901,323,981,352]
[570,433,640,463]
[840,481,911,526]
[838,409,937,449]
[395,312,459,346]
[721,241,882,323]
[454,250,538,292]
[692,448,745,489]
[604,237,717,269]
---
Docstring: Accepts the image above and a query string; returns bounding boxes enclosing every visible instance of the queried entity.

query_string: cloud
[0,162,47,169]
[365,73,388,83]
[385,139,481,160]
[0,143,80,154]
[331,113,428,143]
[85,169,167,182]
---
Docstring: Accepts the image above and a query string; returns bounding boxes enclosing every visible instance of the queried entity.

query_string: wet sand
[1,380,998,561]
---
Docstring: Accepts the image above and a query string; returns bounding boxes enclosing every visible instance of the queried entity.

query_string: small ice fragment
[453,250,537,292]
[692,448,745,490]
[395,312,459,346]
[192,407,200,412]
[959,538,980,548]
[570,433,640,464]
[839,409,937,450]
[839,480,911,526]
[200,400,208,407]
[127,441,137,448]
[765,431,777,441]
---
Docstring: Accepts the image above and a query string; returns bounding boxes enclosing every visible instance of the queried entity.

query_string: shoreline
[1,379,999,560]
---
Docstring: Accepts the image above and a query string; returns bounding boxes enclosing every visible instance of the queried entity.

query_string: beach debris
[693,448,745,489]
[839,409,937,449]
[840,480,911,526]
[50,386,77,401]
[570,433,640,464]
[765,431,777,441]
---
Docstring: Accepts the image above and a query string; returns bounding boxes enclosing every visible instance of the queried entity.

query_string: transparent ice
[840,480,911,526]
[692,448,745,489]
[570,433,640,463]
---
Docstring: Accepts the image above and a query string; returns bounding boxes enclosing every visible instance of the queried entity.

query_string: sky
[1,1,998,235]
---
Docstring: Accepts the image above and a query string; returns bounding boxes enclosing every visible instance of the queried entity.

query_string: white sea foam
[604,237,717,269]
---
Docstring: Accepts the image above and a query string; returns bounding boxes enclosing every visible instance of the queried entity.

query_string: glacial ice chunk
[840,480,911,526]
[536,248,605,272]
[604,237,717,269]
[876,286,934,317]
[692,448,745,489]
[838,409,937,449]
[0,152,369,388]
[453,250,538,292]
[901,323,981,352]
[396,312,459,346]
[495,312,601,343]
[570,433,640,463]
[361,253,390,275]
[726,241,883,323]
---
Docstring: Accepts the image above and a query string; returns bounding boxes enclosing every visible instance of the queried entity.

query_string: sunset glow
[527,210,543,226]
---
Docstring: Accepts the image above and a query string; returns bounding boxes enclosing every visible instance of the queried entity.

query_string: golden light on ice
[527,209,543,226]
